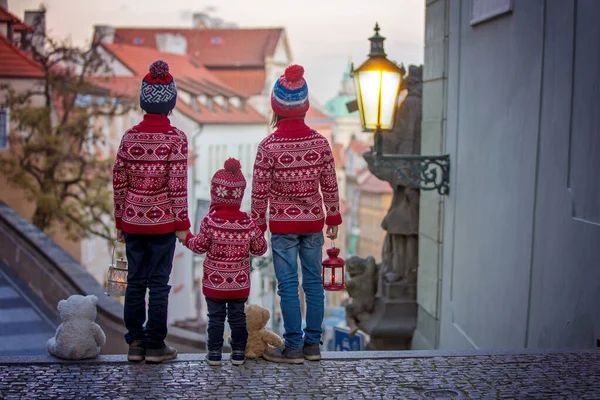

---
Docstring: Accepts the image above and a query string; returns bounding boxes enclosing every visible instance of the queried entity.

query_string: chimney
[192,13,211,29]
[23,9,46,55]
[93,25,116,44]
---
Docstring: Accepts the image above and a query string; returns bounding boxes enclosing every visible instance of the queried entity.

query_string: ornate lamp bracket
[370,153,451,196]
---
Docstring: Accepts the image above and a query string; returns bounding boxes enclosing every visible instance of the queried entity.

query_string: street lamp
[351,23,451,195]
[352,23,403,154]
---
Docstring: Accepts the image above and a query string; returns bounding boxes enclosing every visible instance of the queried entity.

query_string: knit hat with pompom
[271,64,310,117]
[210,158,247,206]
[139,60,177,114]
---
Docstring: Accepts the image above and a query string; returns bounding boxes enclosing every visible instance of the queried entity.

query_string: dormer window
[199,95,208,107]
[230,97,242,110]
[133,38,144,45]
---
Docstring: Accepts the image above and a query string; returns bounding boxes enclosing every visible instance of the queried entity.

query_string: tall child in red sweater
[113,60,190,363]
[251,65,342,364]
[182,158,268,366]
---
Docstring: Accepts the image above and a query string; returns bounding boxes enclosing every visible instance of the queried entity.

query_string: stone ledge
[0,348,596,365]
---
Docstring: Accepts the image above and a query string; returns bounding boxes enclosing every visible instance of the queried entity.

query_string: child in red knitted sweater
[113,60,190,364]
[179,158,267,366]
[251,64,342,364]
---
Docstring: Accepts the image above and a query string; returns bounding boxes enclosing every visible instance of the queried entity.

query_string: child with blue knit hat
[251,64,342,364]
[113,60,190,364]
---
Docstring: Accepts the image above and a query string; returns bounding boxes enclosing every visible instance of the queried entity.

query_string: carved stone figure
[368,65,422,293]
[344,255,378,336]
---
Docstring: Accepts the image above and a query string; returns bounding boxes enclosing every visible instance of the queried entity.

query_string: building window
[0,109,8,149]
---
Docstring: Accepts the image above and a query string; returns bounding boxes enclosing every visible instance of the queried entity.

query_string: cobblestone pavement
[0,351,598,399]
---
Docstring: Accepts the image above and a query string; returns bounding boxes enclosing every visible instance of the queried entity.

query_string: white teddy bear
[46,294,106,360]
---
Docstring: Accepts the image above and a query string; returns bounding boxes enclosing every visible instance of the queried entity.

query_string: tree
[0,29,134,241]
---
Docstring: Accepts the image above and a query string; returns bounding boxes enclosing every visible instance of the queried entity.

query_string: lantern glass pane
[379,71,401,130]
[323,268,332,286]
[357,71,382,130]
[334,267,344,285]
[353,75,366,128]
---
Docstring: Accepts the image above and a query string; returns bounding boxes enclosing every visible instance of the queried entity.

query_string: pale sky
[11,0,424,104]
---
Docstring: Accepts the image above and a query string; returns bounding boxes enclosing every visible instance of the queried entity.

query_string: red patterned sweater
[185,211,268,299]
[113,114,191,234]
[251,117,342,234]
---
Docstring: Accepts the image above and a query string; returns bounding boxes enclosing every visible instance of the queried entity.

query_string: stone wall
[0,201,208,354]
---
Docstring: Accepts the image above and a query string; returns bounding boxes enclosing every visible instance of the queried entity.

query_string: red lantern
[322,245,345,291]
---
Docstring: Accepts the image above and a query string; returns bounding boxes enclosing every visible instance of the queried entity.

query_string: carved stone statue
[344,65,423,349]
[370,65,422,294]
[344,256,378,336]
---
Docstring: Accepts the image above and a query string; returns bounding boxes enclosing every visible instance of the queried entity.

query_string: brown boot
[145,344,177,364]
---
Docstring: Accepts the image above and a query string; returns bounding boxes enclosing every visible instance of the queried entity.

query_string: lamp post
[351,23,450,195]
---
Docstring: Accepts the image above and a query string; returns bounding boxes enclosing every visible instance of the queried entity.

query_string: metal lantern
[106,243,128,297]
[351,23,404,153]
[322,244,345,291]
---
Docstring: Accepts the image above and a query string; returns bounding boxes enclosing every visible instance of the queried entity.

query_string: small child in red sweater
[179,158,267,366]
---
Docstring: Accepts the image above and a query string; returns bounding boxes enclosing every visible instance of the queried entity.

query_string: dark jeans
[206,297,248,352]
[123,232,176,349]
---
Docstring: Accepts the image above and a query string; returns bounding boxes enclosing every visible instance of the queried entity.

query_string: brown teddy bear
[245,304,283,359]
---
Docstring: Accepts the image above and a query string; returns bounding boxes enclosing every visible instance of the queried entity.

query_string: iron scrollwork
[372,153,450,195]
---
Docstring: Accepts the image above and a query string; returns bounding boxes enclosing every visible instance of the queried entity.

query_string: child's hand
[326,225,338,240]
[176,230,190,244]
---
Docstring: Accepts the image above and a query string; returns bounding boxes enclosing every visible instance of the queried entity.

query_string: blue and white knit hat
[271,64,310,117]
[140,60,177,114]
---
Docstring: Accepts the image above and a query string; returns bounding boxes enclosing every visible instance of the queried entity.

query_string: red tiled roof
[14,22,33,32]
[114,28,283,68]
[177,97,266,125]
[0,35,43,78]
[98,43,266,125]
[210,69,266,97]
[358,172,393,194]
[0,6,20,23]
[306,106,330,121]
[102,42,239,94]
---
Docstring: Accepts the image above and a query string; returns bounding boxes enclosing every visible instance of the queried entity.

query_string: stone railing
[0,201,207,354]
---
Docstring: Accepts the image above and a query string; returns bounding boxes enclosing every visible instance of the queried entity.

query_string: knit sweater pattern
[113,114,191,234]
[251,117,342,234]
[186,212,268,299]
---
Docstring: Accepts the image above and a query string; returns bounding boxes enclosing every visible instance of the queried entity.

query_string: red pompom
[149,60,169,79]
[224,158,241,174]
[284,64,304,82]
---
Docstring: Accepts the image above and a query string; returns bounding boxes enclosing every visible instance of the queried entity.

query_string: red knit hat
[211,158,246,205]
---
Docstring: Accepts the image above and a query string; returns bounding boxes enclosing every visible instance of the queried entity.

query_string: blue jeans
[271,232,325,350]
[206,297,248,352]
[123,232,176,349]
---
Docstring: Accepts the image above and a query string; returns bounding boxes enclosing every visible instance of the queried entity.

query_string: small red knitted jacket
[251,117,342,234]
[185,211,268,299]
[113,114,191,234]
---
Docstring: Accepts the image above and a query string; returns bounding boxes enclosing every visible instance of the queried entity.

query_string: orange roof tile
[210,69,266,97]
[97,44,266,125]
[177,97,266,125]
[114,28,283,68]
[0,35,43,78]
[359,172,393,194]
[102,42,240,94]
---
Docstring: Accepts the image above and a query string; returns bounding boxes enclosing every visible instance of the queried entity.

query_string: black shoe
[263,345,304,364]
[127,340,146,362]
[303,342,321,361]
[231,350,246,366]
[145,344,177,364]
[207,350,222,366]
